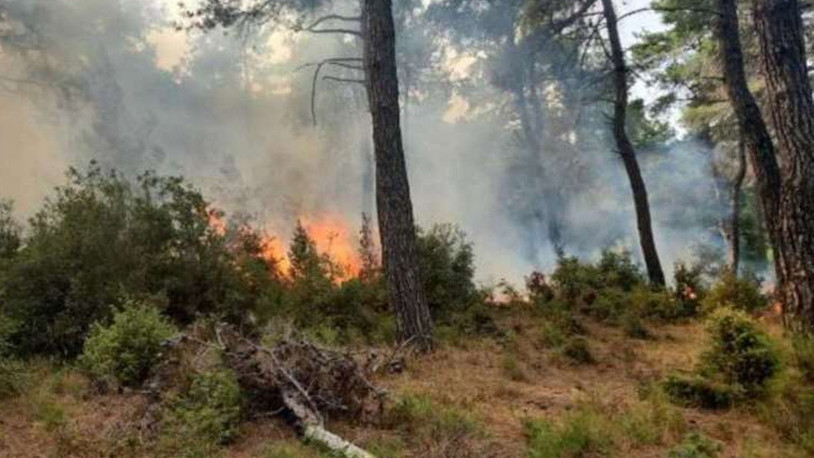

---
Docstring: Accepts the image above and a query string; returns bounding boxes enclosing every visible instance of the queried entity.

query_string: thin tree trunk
[728,140,747,274]
[715,0,784,294]
[753,0,814,331]
[600,0,665,286]
[362,0,433,350]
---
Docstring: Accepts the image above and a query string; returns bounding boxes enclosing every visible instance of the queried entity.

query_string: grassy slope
[0,312,804,458]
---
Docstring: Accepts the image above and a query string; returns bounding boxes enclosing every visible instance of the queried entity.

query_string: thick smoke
[0,0,728,284]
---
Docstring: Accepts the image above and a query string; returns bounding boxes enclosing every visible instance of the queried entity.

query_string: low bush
[80,300,178,387]
[701,308,779,394]
[622,312,651,339]
[758,373,814,455]
[661,374,734,409]
[632,286,693,323]
[160,369,244,457]
[385,394,479,442]
[668,433,722,458]
[502,353,528,382]
[702,271,766,314]
[792,334,814,383]
[524,405,615,458]
[0,358,33,399]
[673,262,706,316]
[560,336,595,365]
[416,224,479,322]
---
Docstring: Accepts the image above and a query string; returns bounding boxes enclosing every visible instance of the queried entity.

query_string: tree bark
[728,140,747,274]
[600,0,666,286]
[753,0,814,331]
[362,0,433,350]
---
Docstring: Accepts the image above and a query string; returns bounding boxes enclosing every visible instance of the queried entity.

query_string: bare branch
[295,14,362,37]
[323,76,366,84]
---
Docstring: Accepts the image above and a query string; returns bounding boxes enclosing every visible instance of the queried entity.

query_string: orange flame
[208,208,362,282]
[300,214,361,281]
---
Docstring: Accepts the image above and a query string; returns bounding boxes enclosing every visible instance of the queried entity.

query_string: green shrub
[701,308,779,393]
[622,312,651,339]
[622,385,686,446]
[758,373,814,455]
[673,262,706,316]
[385,394,479,442]
[551,256,601,302]
[80,300,178,386]
[0,164,277,356]
[0,313,17,357]
[0,358,33,399]
[702,271,766,313]
[502,353,528,382]
[792,334,814,383]
[524,407,614,458]
[668,433,722,458]
[632,286,692,322]
[416,224,478,322]
[597,250,644,291]
[560,336,595,365]
[161,369,244,456]
[661,374,734,409]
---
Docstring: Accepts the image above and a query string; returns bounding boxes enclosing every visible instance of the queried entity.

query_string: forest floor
[0,310,805,458]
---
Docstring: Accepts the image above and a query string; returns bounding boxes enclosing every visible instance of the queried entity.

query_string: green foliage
[661,374,735,409]
[702,271,767,314]
[792,334,814,383]
[622,312,651,339]
[0,358,33,399]
[416,224,478,321]
[0,199,21,260]
[668,433,722,458]
[0,164,276,356]
[161,369,244,457]
[560,336,594,365]
[630,286,687,322]
[80,300,177,386]
[385,394,479,442]
[0,313,18,357]
[525,391,687,458]
[502,352,528,382]
[673,261,706,315]
[524,408,614,458]
[758,372,814,455]
[701,309,779,393]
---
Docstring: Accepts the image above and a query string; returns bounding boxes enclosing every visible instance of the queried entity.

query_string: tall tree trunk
[362,0,433,350]
[728,140,747,274]
[753,0,814,331]
[600,0,665,286]
[715,0,784,293]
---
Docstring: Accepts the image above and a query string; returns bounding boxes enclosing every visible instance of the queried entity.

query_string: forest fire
[209,209,362,282]
[298,214,362,280]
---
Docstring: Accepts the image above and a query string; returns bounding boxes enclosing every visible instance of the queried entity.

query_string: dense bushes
[702,271,767,313]
[416,224,479,321]
[159,369,244,456]
[80,301,178,386]
[701,308,779,393]
[662,309,779,409]
[0,164,277,356]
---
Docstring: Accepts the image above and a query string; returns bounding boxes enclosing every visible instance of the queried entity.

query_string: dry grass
[0,313,805,457]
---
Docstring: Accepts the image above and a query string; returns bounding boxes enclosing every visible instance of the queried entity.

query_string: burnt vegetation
[1,0,814,457]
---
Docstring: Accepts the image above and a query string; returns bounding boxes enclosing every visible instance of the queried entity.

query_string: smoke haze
[0,0,728,284]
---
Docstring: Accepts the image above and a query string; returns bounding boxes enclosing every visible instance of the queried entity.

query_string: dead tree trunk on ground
[600,0,666,286]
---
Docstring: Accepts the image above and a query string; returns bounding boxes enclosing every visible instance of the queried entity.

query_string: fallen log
[156,324,382,458]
